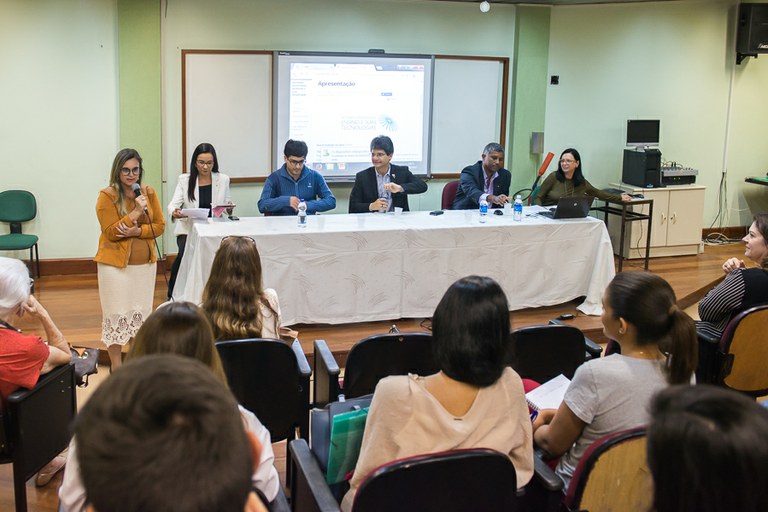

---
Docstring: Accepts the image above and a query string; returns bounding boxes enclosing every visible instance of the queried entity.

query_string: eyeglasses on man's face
[120,167,141,176]
[286,158,306,167]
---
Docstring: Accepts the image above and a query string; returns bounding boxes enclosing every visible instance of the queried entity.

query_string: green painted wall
[117,0,162,248]
[510,6,551,196]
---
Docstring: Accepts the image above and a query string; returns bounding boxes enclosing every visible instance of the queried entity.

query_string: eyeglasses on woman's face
[120,166,141,176]
[196,160,214,168]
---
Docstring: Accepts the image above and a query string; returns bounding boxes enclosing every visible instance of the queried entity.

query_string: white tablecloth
[173,209,616,324]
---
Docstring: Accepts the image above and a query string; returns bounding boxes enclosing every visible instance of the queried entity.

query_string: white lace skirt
[97,262,156,346]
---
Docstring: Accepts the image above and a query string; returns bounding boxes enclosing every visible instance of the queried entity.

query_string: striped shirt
[697,268,768,338]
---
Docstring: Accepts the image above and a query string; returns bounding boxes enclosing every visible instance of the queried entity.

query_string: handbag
[310,394,373,483]
[70,348,100,387]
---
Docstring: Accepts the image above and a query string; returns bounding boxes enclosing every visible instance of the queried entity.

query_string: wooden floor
[0,243,737,511]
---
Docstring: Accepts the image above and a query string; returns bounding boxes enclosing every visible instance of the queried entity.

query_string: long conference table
[173,209,616,325]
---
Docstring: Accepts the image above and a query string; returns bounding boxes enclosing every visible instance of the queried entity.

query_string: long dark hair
[187,143,219,202]
[648,384,768,512]
[432,275,510,387]
[606,272,697,384]
[555,148,585,187]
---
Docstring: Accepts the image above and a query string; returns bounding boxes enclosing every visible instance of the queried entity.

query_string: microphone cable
[134,184,171,300]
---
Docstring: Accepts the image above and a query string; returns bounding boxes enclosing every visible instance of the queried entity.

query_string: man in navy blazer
[452,142,511,210]
[349,135,428,213]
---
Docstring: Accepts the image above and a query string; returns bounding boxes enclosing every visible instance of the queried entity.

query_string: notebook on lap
[539,196,594,219]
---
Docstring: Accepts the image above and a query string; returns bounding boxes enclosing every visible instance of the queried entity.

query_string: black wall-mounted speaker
[737,3,768,55]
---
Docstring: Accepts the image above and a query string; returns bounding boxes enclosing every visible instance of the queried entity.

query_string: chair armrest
[517,450,564,512]
[289,439,340,512]
[533,454,564,492]
[313,340,341,408]
[270,486,291,512]
[292,339,312,378]
[549,319,602,358]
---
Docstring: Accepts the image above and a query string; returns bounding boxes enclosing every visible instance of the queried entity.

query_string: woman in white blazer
[167,143,231,298]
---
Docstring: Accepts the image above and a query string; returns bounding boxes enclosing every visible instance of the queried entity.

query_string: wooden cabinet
[607,183,705,258]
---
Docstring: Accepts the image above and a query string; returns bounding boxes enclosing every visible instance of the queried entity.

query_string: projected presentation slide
[275,53,434,179]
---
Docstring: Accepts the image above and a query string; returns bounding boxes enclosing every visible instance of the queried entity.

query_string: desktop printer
[622,148,662,188]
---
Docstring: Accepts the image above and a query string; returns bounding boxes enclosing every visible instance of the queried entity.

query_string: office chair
[0,190,40,278]
[562,427,651,512]
[0,364,76,512]
[313,332,437,408]
[216,338,312,441]
[697,304,768,397]
[509,324,587,383]
[441,180,459,210]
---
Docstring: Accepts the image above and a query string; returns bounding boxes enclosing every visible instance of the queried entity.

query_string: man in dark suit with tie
[452,142,512,210]
[349,135,428,213]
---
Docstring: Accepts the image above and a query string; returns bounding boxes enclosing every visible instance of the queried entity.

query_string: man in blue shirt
[258,139,336,215]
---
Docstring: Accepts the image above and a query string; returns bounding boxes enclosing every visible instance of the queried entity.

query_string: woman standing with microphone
[95,148,165,370]
[166,143,231,299]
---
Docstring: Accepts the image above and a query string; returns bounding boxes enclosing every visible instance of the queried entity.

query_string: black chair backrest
[353,448,520,512]
[343,332,437,399]
[216,338,310,441]
[1,363,76,512]
[509,325,586,383]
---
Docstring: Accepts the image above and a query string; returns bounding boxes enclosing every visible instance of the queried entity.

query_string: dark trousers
[167,235,187,299]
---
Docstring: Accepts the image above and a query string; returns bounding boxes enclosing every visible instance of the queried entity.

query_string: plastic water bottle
[297,199,307,227]
[513,194,523,222]
[479,198,489,223]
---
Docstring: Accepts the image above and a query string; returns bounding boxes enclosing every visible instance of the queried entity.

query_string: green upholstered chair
[0,190,40,277]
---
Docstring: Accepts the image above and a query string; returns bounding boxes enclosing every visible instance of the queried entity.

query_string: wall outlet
[699,241,705,253]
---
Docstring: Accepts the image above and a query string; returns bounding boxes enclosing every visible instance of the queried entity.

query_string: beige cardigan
[340,367,534,510]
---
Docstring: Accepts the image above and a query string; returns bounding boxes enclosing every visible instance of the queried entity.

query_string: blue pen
[530,410,538,423]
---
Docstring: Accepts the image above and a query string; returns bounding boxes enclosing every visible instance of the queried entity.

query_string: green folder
[326,407,369,484]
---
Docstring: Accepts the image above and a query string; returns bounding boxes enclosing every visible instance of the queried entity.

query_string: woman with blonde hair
[59,302,280,511]
[95,148,165,370]
[202,236,282,340]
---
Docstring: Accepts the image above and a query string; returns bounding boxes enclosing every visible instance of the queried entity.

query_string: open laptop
[538,196,595,219]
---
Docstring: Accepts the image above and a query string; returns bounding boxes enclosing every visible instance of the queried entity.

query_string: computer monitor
[626,120,660,147]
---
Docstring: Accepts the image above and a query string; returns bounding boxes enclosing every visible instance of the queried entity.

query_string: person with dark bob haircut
[341,276,533,510]
[258,139,336,216]
[166,142,232,299]
[348,135,427,213]
[534,148,631,206]
[533,272,697,488]
[73,355,268,512]
[647,384,768,512]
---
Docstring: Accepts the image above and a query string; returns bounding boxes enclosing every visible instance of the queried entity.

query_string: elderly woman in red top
[0,256,72,485]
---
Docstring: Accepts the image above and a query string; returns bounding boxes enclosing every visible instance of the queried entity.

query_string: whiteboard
[183,51,507,180]
[431,58,505,173]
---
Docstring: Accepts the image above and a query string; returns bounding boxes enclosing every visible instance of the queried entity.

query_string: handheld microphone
[131,183,149,215]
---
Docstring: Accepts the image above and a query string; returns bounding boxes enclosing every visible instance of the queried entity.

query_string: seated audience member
[59,302,280,511]
[532,272,697,488]
[0,256,72,486]
[348,135,427,213]
[257,139,336,216]
[648,384,768,512]
[340,275,533,511]
[534,148,631,206]
[452,142,511,210]
[697,213,768,340]
[72,354,268,512]
[201,236,284,341]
